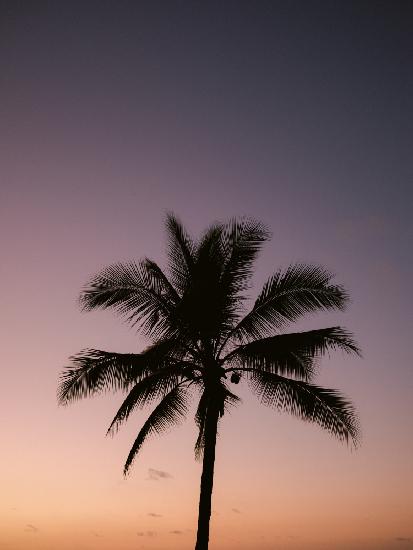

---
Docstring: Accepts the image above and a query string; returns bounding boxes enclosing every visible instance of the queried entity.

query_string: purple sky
[1,2,412,549]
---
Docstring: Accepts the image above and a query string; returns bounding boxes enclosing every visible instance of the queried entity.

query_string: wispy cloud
[24,524,39,533]
[147,468,172,480]
[232,508,241,513]
[170,530,183,535]
[396,537,412,543]
[137,530,156,537]
[148,512,162,517]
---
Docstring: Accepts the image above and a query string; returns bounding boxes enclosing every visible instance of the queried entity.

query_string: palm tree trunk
[195,403,220,550]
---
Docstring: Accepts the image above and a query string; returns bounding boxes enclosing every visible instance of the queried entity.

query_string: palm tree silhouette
[58,214,360,550]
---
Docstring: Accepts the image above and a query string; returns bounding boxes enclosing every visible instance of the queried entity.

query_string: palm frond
[175,222,226,340]
[140,258,180,305]
[171,218,268,342]
[58,350,148,404]
[165,212,196,295]
[219,218,270,295]
[214,218,270,343]
[123,385,190,475]
[194,384,240,460]
[107,363,189,435]
[221,384,241,410]
[230,327,360,381]
[248,370,359,445]
[194,390,208,461]
[79,261,176,338]
[58,339,184,405]
[230,264,349,342]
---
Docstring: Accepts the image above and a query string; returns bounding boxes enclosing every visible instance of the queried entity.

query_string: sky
[1,1,412,549]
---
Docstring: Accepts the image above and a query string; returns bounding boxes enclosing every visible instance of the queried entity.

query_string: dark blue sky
[2,1,412,239]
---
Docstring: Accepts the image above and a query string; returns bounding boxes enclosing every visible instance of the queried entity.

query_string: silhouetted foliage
[58,214,360,550]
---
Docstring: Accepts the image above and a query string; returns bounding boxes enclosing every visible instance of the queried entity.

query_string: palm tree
[58,214,360,550]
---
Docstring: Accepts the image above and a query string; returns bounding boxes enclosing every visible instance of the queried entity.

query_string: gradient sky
[1,1,412,549]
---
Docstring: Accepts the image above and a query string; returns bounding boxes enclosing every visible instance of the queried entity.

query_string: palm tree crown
[58,214,360,549]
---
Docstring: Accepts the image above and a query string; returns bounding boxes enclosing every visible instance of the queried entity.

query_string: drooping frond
[194,390,208,461]
[220,384,241,411]
[58,350,147,404]
[248,370,359,445]
[194,383,240,460]
[230,264,349,342]
[229,327,360,381]
[107,363,192,435]
[165,212,196,295]
[79,261,176,338]
[58,339,183,405]
[123,385,190,475]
